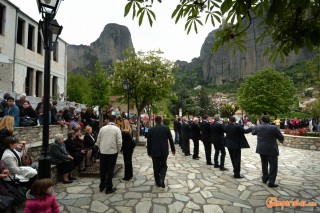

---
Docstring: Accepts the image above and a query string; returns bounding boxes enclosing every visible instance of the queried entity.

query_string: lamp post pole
[127,89,130,119]
[37,0,63,179]
[38,12,52,179]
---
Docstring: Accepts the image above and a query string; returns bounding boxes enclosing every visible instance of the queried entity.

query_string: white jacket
[96,122,122,154]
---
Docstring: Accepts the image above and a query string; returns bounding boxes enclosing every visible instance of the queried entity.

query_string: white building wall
[0,0,67,97]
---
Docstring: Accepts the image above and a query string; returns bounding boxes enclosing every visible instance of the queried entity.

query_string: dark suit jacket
[190,122,201,140]
[252,123,284,156]
[224,123,251,149]
[84,133,96,149]
[199,120,211,142]
[210,121,225,145]
[147,123,175,157]
[181,121,191,140]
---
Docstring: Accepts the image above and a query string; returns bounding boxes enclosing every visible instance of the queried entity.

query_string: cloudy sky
[10,0,217,62]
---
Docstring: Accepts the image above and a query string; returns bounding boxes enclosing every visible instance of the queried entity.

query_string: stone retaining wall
[12,125,68,183]
[280,134,320,151]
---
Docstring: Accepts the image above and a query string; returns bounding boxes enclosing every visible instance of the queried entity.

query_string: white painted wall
[0,0,67,97]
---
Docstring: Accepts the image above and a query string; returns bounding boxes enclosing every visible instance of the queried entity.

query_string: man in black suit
[190,117,201,160]
[210,114,227,170]
[173,115,180,144]
[224,116,252,178]
[147,115,176,188]
[252,115,284,187]
[180,116,191,156]
[199,115,213,165]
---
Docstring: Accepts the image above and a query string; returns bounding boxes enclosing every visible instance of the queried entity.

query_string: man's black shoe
[214,164,220,168]
[234,174,244,179]
[185,153,191,156]
[159,181,165,188]
[105,187,117,194]
[99,187,105,192]
[220,167,228,171]
[192,157,199,160]
[262,179,269,184]
[68,177,77,181]
[206,162,213,165]
[268,183,279,188]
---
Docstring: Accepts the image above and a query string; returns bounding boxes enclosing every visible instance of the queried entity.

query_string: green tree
[67,73,89,103]
[110,49,177,140]
[87,61,111,128]
[195,87,216,116]
[220,103,239,118]
[237,68,296,116]
[124,0,320,60]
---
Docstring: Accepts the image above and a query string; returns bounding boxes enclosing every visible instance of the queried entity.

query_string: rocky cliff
[184,16,314,85]
[67,23,134,73]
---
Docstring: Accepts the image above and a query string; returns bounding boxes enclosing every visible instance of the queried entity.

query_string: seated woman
[83,125,98,164]
[64,131,86,172]
[1,137,37,188]
[49,134,76,184]
[0,116,14,158]
[19,100,37,126]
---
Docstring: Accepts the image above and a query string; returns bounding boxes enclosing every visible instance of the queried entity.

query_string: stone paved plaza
[49,133,319,213]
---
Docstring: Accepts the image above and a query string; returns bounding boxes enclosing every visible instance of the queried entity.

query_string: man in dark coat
[199,115,213,165]
[147,115,176,188]
[190,117,201,160]
[180,116,191,156]
[210,114,227,170]
[173,115,181,144]
[224,116,252,178]
[252,115,284,187]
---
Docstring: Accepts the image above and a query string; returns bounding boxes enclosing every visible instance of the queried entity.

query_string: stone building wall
[280,134,320,151]
[0,63,13,91]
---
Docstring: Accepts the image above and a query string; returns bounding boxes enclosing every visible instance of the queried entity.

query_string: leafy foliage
[110,48,177,139]
[67,72,89,103]
[124,0,320,60]
[237,68,296,116]
[110,49,176,114]
[86,61,110,108]
[220,103,239,118]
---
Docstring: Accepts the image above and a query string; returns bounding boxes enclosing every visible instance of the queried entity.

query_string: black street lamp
[122,80,134,119]
[37,0,63,179]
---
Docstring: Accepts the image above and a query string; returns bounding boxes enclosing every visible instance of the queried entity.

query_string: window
[27,24,35,51]
[17,18,25,45]
[37,30,42,54]
[0,4,5,35]
[26,67,33,96]
[36,71,43,97]
[52,76,57,98]
[53,42,58,62]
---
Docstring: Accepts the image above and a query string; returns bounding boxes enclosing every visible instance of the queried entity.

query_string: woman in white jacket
[1,136,37,188]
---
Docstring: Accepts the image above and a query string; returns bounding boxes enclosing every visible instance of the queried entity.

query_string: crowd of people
[0,92,317,212]
[0,93,100,134]
[174,114,284,187]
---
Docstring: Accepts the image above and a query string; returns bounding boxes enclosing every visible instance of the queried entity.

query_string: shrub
[163,118,170,126]
[284,128,315,136]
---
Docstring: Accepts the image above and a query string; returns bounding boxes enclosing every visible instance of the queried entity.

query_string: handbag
[1,179,27,204]
[131,138,136,149]
[21,147,32,166]
[0,195,14,210]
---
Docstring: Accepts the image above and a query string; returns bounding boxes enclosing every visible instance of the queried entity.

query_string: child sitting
[24,178,59,213]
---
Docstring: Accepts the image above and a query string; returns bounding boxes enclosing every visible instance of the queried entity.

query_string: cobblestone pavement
[52,133,320,213]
